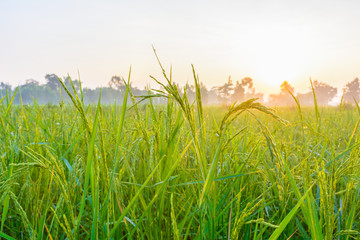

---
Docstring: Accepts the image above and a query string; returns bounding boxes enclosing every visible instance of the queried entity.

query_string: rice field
[1,67,360,239]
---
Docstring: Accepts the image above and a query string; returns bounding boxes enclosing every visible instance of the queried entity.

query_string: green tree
[45,74,61,90]
[215,76,233,104]
[108,75,126,92]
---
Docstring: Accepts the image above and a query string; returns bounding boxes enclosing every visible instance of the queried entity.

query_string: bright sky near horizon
[1,0,360,95]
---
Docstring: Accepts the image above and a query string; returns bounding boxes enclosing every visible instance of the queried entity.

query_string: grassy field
[1,69,360,239]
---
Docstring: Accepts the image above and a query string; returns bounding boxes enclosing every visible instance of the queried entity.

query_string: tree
[230,77,264,103]
[312,80,337,105]
[231,80,245,103]
[297,92,313,106]
[45,74,61,90]
[207,88,219,105]
[62,77,80,92]
[241,77,255,97]
[214,76,233,104]
[298,80,338,106]
[343,78,360,104]
[24,79,40,86]
[108,75,126,92]
[0,82,12,98]
[20,79,50,104]
[184,84,196,103]
[268,81,295,106]
[0,82,11,91]
[280,81,294,95]
[199,82,209,105]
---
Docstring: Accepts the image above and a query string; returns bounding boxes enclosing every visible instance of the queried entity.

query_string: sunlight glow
[241,25,309,87]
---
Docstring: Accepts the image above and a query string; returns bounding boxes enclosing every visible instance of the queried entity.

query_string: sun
[238,25,309,88]
[254,51,302,87]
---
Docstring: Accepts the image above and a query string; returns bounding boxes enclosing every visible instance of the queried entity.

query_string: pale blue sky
[1,0,360,94]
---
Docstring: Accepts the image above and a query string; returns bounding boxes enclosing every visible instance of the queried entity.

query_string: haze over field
[4,2,360,239]
[1,0,360,96]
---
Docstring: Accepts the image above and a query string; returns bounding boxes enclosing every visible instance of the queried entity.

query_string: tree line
[0,74,359,106]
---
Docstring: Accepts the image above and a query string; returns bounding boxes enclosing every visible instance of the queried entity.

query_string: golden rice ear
[218,98,288,137]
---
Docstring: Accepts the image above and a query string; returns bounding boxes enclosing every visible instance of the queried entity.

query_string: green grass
[1,66,360,239]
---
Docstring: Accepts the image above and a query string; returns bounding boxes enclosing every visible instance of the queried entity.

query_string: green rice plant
[1,61,360,239]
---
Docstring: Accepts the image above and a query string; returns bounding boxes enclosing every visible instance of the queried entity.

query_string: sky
[1,0,360,95]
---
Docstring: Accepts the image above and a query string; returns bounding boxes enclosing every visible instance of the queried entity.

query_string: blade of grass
[269,183,315,240]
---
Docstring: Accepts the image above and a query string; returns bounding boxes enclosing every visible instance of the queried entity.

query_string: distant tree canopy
[268,81,295,106]
[264,79,341,106]
[280,81,295,94]
[343,78,360,103]
[213,76,263,104]
[231,77,255,103]
[214,76,233,104]
[108,75,126,92]
[45,74,61,90]
[297,80,337,106]
[0,74,358,106]
[0,82,11,91]
[312,80,337,105]
[0,74,143,105]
